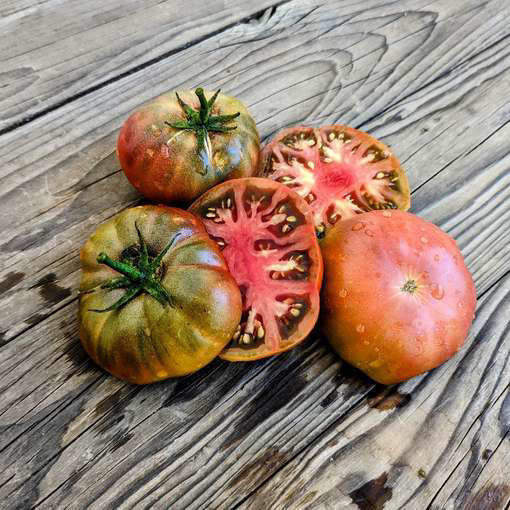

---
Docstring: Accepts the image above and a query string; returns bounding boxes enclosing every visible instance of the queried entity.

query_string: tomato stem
[90,226,179,312]
[164,88,240,174]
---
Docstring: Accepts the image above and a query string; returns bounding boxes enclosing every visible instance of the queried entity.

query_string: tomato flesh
[321,210,476,384]
[261,126,410,236]
[190,178,323,360]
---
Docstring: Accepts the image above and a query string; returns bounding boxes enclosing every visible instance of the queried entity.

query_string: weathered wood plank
[2,40,510,507]
[240,273,510,510]
[0,0,287,132]
[2,0,509,343]
[1,0,510,508]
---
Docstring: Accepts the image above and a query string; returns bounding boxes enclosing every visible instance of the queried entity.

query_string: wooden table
[1,1,509,508]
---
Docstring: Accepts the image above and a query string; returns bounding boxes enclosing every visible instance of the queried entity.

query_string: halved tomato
[189,177,323,361]
[260,125,410,236]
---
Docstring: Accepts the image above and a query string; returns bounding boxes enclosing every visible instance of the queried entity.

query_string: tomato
[321,210,476,384]
[79,205,242,384]
[189,178,323,361]
[260,125,410,237]
[118,88,260,203]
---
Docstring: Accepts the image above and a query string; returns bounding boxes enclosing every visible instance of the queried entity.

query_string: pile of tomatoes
[79,88,476,385]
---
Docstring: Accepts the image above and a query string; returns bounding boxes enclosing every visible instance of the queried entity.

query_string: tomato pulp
[261,126,410,236]
[190,178,323,360]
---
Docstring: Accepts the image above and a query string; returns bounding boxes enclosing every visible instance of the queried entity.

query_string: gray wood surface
[1,0,509,509]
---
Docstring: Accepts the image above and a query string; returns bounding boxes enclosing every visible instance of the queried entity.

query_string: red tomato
[190,178,323,360]
[321,210,476,384]
[260,125,410,237]
[118,88,259,203]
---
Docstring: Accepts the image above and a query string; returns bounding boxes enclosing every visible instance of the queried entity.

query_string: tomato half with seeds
[189,178,323,361]
[260,125,410,236]
[321,210,476,384]
[118,88,260,203]
[79,205,242,384]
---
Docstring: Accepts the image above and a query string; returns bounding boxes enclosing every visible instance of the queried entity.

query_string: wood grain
[2,0,509,343]
[240,274,510,510]
[0,0,288,132]
[1,0,509,508]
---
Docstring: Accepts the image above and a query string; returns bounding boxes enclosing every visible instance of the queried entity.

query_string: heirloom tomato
[118,88,260,203]
[260,125,410,236]
[79,205,242,384]
[190,178,323,361]
[321,210,476,384]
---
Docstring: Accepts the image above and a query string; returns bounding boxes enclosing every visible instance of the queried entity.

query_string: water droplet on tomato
[363,340,370,345]
[338,288,348,298]
[457,301,463,309]
[356,324,365,333]
[352,222,365,231]
[430,283,444,300]
[434,254,440,262]
[365,229,375,237]
[420,237,428,244]
[421,271,430,280]
[382,211,392,217]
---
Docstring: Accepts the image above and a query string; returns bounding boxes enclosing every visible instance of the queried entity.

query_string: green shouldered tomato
[79,205,242,384]
[117,88,259,203]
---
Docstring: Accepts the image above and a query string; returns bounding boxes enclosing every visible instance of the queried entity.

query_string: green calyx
[90,223,178,312]
[165,88,240,173]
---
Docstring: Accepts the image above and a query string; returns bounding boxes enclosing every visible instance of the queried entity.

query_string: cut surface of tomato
[260,125,410,236]
[189,177,323,361]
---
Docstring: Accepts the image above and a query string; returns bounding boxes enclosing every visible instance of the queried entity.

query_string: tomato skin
[321,210,476,384]
[189,177,323,361]
[79,205,242,384]
[117,90,260,203]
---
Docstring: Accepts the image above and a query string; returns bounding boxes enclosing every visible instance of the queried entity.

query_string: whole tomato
[321,210,476,384]
[117,88,260,203]
[79,205,242,384]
